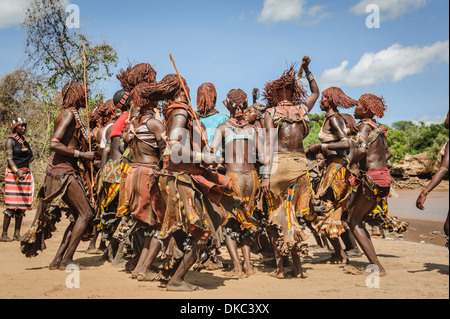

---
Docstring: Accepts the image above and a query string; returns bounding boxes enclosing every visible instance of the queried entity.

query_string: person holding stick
[146,62,240,290]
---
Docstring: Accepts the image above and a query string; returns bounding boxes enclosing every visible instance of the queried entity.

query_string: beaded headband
[12,117,26,126]
[116,91,130,109]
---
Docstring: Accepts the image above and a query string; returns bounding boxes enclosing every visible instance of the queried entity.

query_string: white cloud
[350,0,427,21]
[318,40,449,88]
[413,115,447,126]
[0,0,70,29]
[257,0,330,24]
[0,0,32,29]
[258,0,305,23]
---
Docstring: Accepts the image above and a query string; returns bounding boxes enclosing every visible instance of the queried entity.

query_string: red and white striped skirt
[4,167,34,210]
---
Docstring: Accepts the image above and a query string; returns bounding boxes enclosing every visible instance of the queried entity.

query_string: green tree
[304,112,325,147]
[22,0,118,93]
[387,120,448,162]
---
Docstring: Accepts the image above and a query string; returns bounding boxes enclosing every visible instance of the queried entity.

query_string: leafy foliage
[303,113,448,163]
[22,0,118,92]
[1,0,118,204]
[387,121,448,161]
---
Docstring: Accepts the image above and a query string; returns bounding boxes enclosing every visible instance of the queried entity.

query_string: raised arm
[302,56,320,112]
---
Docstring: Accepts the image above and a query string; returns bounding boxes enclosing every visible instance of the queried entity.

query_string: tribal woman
[2,117,34,242]
[147,74,236,291]
[416,112,449,249]
[86,99,119,254]
[261,56,320,278]
[306,87,358,264]
[124,81,167,281]
[348,93,392,276]
[209,88,265,277]
[20,81,96,270]
[196,82,229,147]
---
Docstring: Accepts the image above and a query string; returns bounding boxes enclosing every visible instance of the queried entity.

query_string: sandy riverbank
[0,191,448,300]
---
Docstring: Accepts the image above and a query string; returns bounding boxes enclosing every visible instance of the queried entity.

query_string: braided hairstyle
[358,93,387,118]
[146,74,188,104]
[61,80,86,109]
[130,82,158,114]
[225,89,248,108]
[322,87,357,110]
[262,64,307,108]
[197,82,217,114]
[116,62,157,93]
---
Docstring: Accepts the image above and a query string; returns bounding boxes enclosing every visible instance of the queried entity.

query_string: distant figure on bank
[2,117,34,242]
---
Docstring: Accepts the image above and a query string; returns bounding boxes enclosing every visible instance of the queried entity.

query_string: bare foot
[268,270,285,279]
[372,261,387,277]
[137,271,159,282]
[48,262,60,270]
[49,257,62,270]
[0,234,11,242]
[58,259,74,271]
[243,263,256,276]
[322,254,349,265]
[166,280,203,292]
[223,268,245,278]
[289,270,306,279]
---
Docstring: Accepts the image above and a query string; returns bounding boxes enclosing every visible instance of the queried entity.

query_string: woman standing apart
[416,112,449,248]
[2,117,34,242]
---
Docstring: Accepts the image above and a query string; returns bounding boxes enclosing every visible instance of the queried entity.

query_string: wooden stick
[169,54,210,150]
[297,65,304,78]
[82,40,95,202]
[82,41,92,153]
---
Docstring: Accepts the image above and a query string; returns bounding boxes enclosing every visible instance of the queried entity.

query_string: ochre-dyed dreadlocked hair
[100,99,117,124]
[358,93,387,118]
[61,81,86,109]
[130,82,158,113]
[89,99,118,128]
[146,74,188,103]
[116,62,157,92]
[88,100,103,128]
[322,87,357,110]
[262,64,307,108]
[225,89,248,108]
[197,82,217,114]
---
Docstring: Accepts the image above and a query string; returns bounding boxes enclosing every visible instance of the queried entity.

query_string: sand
[0,188,448,300]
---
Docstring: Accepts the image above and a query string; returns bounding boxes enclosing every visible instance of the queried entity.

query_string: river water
[388,189,449,222]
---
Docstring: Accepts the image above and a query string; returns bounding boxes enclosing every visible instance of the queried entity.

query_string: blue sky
[0,0,448,126]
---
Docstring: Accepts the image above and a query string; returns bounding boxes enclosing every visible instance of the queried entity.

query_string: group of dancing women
[9,56,448,292]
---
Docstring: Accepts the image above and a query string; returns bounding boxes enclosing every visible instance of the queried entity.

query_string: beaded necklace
[11,133,28,152]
